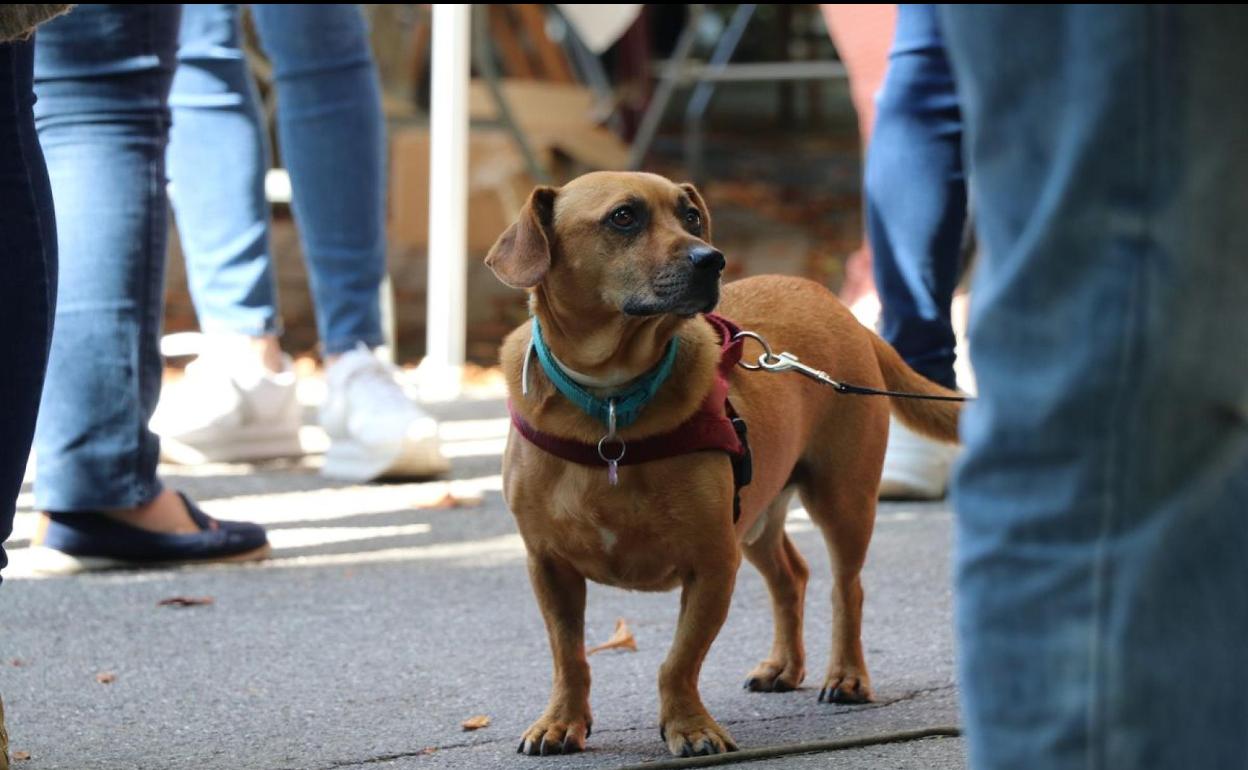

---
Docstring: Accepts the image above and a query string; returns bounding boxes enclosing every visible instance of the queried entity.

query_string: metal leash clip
[734,330,845,389]
[732,328,972,401]
[597,399,625,486]
[759,351,844,389]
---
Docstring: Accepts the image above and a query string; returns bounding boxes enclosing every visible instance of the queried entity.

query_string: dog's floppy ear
[486,186,558,289]
[680,182,712,243]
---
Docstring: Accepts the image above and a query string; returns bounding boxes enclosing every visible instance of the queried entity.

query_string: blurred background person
[154,3,447,483]
[823,3,964,500]
[861,3,964,499]
[28,4,269,573]
[819,3,893,321]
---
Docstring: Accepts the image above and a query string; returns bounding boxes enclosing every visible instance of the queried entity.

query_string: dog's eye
[684,209,702,229]
[609,207,637,229]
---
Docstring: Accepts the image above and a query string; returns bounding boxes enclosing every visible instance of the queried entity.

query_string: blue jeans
[32,4,181,512]
[866,4,964,390]
[168,3,386,355]
[0,38,57,579]
[940,6,1248,769]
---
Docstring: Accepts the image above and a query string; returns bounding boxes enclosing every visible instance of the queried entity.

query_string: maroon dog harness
[508,313,753,521]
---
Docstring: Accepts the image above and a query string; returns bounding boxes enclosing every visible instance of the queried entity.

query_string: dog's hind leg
[518,555,593,756]
[800,472,877,705]
[741,488,809,693]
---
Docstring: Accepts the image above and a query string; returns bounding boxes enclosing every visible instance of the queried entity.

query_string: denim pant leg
[32,4,182,512]
[940,6,1248,769]
[251,4,386,355]
[0,38,57,580]
[865,4,964,390]
[168,3,281,339]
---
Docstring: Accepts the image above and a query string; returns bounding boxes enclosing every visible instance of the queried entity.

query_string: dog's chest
[557,490,686,590]
[509,469,699,590]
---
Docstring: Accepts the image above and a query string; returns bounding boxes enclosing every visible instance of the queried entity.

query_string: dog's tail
[869,334,962,444]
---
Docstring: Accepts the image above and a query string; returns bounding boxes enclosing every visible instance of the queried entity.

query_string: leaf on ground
[8,658,26,667]
[424,492,481,510]
[96,671,116,684]
[587,618,637,656]
[461,714,491,731]
[13,750,31,761]
[157,596,215,608]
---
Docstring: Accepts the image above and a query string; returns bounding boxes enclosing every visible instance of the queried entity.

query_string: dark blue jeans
[32,4,181,512]
[0,37,57,580]
[865,3,964,390]
[942,5,1248,768]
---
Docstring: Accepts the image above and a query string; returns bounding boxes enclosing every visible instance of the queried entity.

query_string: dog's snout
[688,246,725,273]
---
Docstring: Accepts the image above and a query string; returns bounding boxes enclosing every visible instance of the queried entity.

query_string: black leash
[732,330,974,403]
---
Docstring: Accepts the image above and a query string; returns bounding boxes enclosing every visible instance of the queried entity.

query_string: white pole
[422,3,471,400]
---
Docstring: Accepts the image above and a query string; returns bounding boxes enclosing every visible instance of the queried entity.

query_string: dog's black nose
[688,245,725,272]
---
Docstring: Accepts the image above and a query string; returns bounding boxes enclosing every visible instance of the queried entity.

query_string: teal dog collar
[529,317,680,429]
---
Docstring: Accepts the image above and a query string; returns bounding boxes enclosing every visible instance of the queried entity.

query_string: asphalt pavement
[1,393,964,770]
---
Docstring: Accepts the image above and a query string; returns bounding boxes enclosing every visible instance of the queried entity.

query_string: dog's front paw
[517,712,592,756]
[743,658,805,693]
[817,670,872,704]
[659,713,738,757]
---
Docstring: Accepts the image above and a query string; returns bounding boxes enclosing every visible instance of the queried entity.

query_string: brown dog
[487,171,960,758]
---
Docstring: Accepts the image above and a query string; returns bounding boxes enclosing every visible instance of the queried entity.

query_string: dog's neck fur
[547,348,638,391]
[530,287,682,391]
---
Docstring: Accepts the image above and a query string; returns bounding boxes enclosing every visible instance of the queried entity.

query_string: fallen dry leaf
[587,618,637,656]
[157,596,215,608]
[8,658,26,667]
[461,715,491,731]
[96,672,116,685]
[428,492,479,510]
[13,750,31,761]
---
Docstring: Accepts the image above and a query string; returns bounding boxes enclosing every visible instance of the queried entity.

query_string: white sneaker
[879,415,959,501]
[152,347,302,464]
[319,345,449,482]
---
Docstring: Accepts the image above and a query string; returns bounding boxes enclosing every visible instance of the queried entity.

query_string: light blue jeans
[168,4,386,354]
[33,4,181,511]
[940,5,1248,769]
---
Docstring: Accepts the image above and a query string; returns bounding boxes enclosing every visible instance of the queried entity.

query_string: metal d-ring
[597,434,626,464]
[598,399,626,463]
[732,329,785,371]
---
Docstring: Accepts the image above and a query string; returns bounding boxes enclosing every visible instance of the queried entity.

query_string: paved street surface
[2,392,963,770]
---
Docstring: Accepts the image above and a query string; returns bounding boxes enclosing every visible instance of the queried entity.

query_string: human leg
[865,4,965,499]
[30,4,268,569]
[249,3,385,355]
[0,37,56,582]
[157,2,301,464]
[942,6,1248,768]
[250,4,445,481]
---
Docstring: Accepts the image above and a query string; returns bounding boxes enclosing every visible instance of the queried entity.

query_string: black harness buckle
[729,410,752,523]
